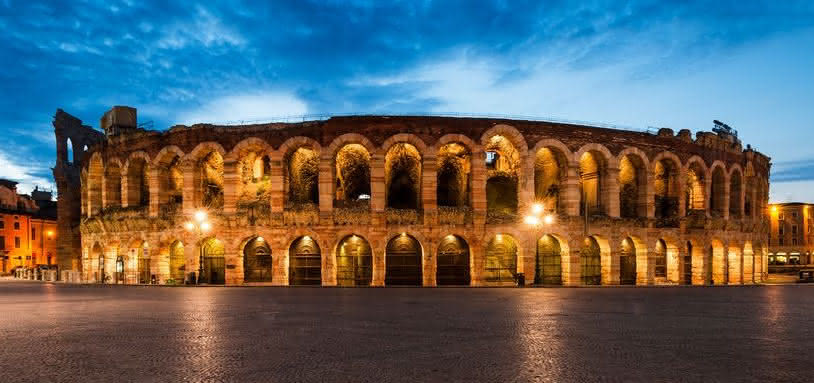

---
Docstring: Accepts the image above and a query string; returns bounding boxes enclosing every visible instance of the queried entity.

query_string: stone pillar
[469,239,484,286]
[471,150,487,226]
[423,238,437,287]
[603,242,620,285]
[225,244,243,285]
[120,174,130,208]
[318,155,334,225]
[222,159,239,214]
[562,239,581,286]
[727,247,741,284]
[604,167,620,218]
[182,161,196,214]
[563,165,580,216]
[637,245,653,285]
[691,243,706,285]
[273,241,288,286]
[722,176,730,220]
[321,237,336,286]
[184,236,199,283]
[743,248,754,284]
[270,152,285,213]
[148,167,160,217]
[370,153,386,225]
[520,236,535,286]
[371,239,385,286]
[677,173,687,217]
[518,155,533,218]
[704,177,712,218]
[422,154,438,226]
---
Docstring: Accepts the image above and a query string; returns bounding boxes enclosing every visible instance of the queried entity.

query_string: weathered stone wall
[70,113,770,286]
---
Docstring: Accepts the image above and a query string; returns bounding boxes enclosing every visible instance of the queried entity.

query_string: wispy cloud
[0,150,55,195]
[175,92,308,125]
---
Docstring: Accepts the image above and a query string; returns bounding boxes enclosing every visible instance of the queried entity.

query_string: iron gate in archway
[535,235,562,285]
[244,237,273,283]
[201,238,225,285]
[290,236,322,285]
[620,239,637,285]
[336,235,373,286]
[385,234,422,286]
[436,235,470,286]
[580,237,601,285]
[485,235,517,283]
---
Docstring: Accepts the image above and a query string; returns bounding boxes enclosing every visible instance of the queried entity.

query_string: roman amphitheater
[52,106,771,286]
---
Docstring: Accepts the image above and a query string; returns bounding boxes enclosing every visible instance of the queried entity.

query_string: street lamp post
[184,210,212,285]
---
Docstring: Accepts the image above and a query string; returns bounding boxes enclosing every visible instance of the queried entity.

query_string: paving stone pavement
[0,282,812,383]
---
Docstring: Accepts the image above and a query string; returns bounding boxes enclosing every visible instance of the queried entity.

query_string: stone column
[743,248,754,284]
[222,159,239,214]
[563,165,580,216]
[270,152,285,213]
[636,245,653,285]
[727,247,741,284]
[184,236,199,283]
[469,239,484,286]
[562,239,581,286]
[677,174,687,217]
[644,174,655,218]
[370,153,386,226]
[318,155,334,225]
[518,154,533,218]
[520,236,535,286]
[471,150,487,226]
[704,177,712,218]
[423,238,436,287]
[722,176,730,220]
[182,161,196,214]
[603,242,620,285]
[120,174,130,208]
[422,154,438,226]
[371,238,385,286]
[604,167,620,218]
[148,167,160,217]
[321,237,336,286]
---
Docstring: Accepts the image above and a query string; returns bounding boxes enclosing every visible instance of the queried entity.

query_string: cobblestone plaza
[1,282,810,382]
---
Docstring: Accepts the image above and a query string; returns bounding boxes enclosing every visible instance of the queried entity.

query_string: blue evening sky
[1,1,813,201]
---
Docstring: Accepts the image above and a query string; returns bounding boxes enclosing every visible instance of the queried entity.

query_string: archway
[620,238,637,285]
[129,241,150,284]
[385,233,422,286]
[685,162,706,214]
[729,170,742,218]
[684,241,693,285]
[535,234,562,285]
[243,236,272,283]
[581,237,602,285]
[618,154,647,218]
[484,234,518,284]
[289,236,322,285]
[385,143,422,210]
[169,241,185,282]
[654,158,679,218]
[485,135,520,220]
[237,150,271,207]
[285,147,319,207]
[436,235,470,286]
[126,158,150,208]
[437,143,471,208]
[197,151,224,209]
[745,176,757,218]
[336,235,373,286]
[534,147,567,213]
[91,243,104,283]
[654,239,667,279]
[200,238,225,284]
[579,151,606,216]
[710,167,726,217]
[156,153,183,211]
[334,144,371,208]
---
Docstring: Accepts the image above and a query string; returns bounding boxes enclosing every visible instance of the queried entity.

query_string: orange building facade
[0,180,58,273]
[768,202,814,270]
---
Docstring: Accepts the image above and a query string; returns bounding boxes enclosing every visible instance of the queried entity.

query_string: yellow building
[0,180,58,273]
[768,202,814,270]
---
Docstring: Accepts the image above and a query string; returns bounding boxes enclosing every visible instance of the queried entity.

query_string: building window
[485,151,498,169]
[779,213,784,221]
[792,225,798,235]
[31,228,36,240]
[14,237,20,248]
[779,238,784,246]
[0,236,4,250]
[793,238,798,246]
[792,211,798,219]
[13,222,19,230]
[0,221,4,229]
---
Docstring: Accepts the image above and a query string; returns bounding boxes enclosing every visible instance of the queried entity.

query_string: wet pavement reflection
[0,283,811,382]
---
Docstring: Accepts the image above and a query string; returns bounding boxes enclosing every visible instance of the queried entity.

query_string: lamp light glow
[200,222,212,232]
[184,222,195,231]
[532,203,544,214]
[544,214,554,224]
[524,215,540,225]
[194,210,207,222]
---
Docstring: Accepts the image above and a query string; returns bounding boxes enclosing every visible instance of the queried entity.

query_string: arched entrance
[169,241,185,282]
[620,238,637,285]
[436,235,470,286]
[336,235,373,286]
[115,255,124,284]
[485,234,518,284]
[684,241,693,285]
[581,237,601,285]
[289,236,322,285]
[130,241,150,284]
[654,239,667,279]
[243,236,272,283]
[535,234,562,285]
[201,238,225,284]
[92,243,104,283]
[385,234,422,286]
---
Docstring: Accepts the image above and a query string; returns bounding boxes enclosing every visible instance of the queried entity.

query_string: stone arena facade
[55,106,771,286]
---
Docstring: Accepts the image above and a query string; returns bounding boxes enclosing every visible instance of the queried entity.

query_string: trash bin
[516,273,525,287]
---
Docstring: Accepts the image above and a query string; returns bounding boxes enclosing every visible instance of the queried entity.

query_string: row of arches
[83,232,765,286]
[82,129,769,222]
